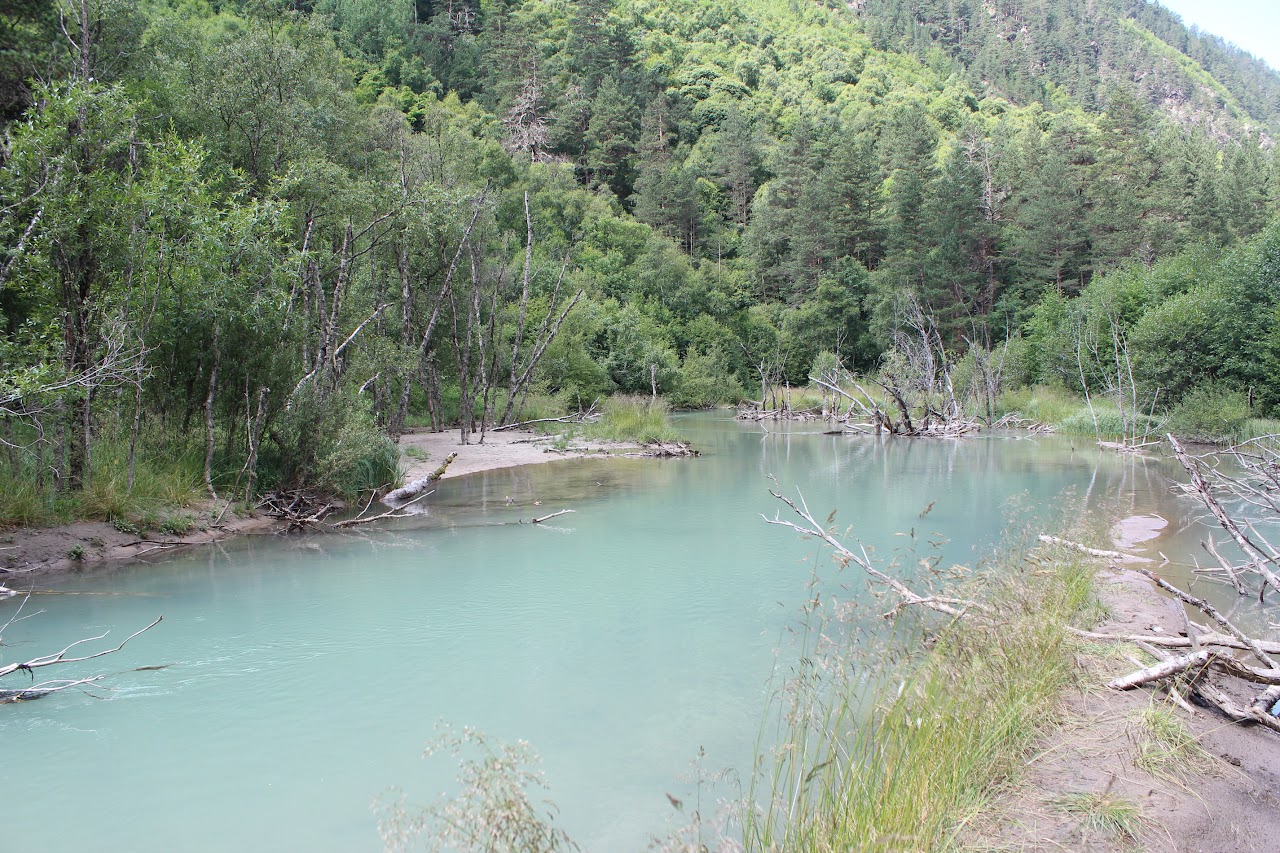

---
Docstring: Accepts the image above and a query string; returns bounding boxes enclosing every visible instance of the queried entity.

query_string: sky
[1157,0,1280,72]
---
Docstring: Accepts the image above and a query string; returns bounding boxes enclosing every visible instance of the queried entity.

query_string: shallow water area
[0,414,1249,851]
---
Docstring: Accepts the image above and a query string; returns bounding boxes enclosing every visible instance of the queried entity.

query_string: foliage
[374,724,579,853]
[1166,384,1252,444]
[669,349,746,409]
[3,0,1280,519]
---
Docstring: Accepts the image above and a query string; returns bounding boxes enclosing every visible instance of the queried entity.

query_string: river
[0,415,1243,851]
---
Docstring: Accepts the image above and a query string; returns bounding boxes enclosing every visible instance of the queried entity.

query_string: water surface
[0,416,1243,851]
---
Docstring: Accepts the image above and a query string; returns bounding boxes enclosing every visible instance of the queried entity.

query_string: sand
[979,517,1280,851]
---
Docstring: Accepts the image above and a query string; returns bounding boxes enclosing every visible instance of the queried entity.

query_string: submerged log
[383,452,456,508]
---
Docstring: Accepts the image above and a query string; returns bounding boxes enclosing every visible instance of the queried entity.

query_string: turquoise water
[0,416,1236,851]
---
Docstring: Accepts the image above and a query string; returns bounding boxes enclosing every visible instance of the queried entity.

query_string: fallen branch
[1194,681,1280,734]
[333,490,434,528]
[0,675,107,704]
[1137,568,1277,669]
[765,484,987,619]
[1168,434,1280,599]
[522,509,575,525]
[0,616,163,681]
[491,411,599,432]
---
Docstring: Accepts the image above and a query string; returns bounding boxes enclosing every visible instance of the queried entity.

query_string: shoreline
[1,428,657,585]
[981,516,1280,849]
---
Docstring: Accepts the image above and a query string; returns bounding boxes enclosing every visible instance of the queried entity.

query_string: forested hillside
[3,0,1279,518]
[860,0,1280,136]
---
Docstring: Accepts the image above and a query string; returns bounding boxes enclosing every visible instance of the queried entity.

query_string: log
[1037,535,1151,562]
[1108,650,1213,690]
[382,452,456,507]
[1137,568,1278,669]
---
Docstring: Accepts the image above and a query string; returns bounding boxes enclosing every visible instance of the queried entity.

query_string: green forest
[4,0,1280,522]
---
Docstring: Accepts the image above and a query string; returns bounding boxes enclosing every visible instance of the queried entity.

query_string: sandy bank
[397,427,642,482]
[982,516,1280,850]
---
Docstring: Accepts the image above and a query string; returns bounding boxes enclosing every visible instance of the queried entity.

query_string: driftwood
[333,490,434,528]
[491,401,600,432]
[520,509,575,524]
[1037,535,1152,563]
[1108,650,1213,690]
[1070,627,1280,656]
[383,452,456,508]
[1137,568,1276,669]
[0,613,162,704]
[258,489,336,531]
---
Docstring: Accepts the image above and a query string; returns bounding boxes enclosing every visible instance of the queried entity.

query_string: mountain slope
[856,0,1280,137]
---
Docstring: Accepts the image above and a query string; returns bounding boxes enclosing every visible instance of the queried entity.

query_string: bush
[995,385,1085,426]
[669,350,746,409]
[278,386,401,497]
[1167,385,1251,443]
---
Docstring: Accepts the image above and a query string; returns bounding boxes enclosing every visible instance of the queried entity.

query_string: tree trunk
[204,322,220,499]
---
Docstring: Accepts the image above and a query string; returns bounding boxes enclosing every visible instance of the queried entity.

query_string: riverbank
[977,524,1280,850]
[0,427,678,584]
[751,504,1280,851]
[397,426,651,481]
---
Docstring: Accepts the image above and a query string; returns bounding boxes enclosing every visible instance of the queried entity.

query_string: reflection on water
[0,415,1258,851]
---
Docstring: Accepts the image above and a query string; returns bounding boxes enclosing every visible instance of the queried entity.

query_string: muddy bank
[0,509,280,586]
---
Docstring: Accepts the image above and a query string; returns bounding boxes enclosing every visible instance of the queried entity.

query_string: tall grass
[746,543,1100,851]
[995,385,1084,426]
[0,430,204,528]
[584,395,680,443]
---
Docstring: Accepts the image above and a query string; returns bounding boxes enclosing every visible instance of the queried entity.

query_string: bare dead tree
[0,607,163,704]
[497,196,582,426]
[502,77,553,163]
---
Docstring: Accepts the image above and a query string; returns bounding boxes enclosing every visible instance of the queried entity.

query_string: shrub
[159,512,196,536]
[1167,385,1250,443]
[276,386,401,497]
[669,350,746,409]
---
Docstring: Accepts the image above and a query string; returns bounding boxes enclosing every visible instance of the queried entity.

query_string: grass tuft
[1133,702,1210,781]
[1053,789,1145,841]
[585,395,679,443]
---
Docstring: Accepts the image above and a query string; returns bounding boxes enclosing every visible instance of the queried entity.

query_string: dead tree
[0,602,162,704]
[497,194,583,427]
[1168,434,1280,599]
